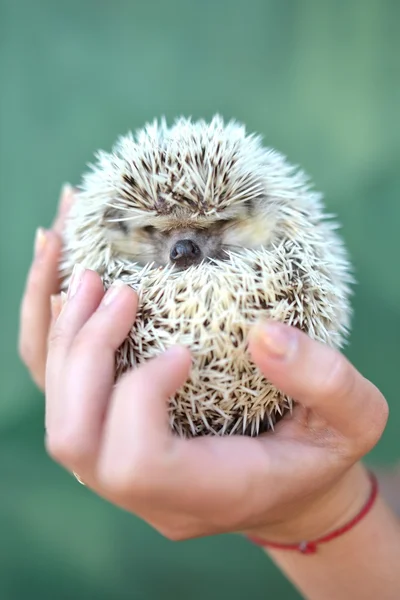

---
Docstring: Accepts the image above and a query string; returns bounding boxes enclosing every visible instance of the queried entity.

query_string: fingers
[19,184,76,389]
[43,295,388,543]
[46,272,139,481]
[45,266,107,427]
[98,345,192,493]
[47,266,104,359]
[19,229,63,388]
[248,320,388,450]
[52,183,75,234]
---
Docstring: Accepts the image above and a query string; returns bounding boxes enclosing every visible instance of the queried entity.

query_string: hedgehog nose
[170,239,202,266]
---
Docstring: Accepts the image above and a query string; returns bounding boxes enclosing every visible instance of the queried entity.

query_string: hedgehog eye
[103,209,130,234]
[142,225,156,235]
[216,219,235,228]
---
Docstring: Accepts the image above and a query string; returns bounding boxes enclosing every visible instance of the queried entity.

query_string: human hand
[45,267,389,543]
[18,185,75,390]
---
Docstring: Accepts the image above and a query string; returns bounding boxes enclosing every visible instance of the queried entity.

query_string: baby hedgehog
[60,115,353,437]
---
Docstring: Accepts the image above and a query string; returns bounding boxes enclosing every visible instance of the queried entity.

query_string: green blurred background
[1,1,399,598]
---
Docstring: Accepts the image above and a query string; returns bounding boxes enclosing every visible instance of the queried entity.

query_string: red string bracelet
[246,471,378,555]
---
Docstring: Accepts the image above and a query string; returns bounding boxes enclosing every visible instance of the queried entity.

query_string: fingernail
[34,227,48,257]
[163,345,190,361]
[252,320,295,359]
[60,291,68,307]
[60,183,75,212]
[68,264,86,299]
[101,280,127,306]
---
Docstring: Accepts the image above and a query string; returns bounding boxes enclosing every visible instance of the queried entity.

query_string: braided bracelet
[246,471,378,555]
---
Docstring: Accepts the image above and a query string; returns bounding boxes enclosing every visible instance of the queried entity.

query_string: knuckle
[18,336,32,365]
[45,433,68,464]
[18,337,44,378]
[360,387,389,451]
[70,332,95,358]
[25,263,41,291]
[48,320,67,350]
[345,385,389,458]
[25,260,49,296]
[378,394,390,429]
[98,455,156,499]
[31,370,45,391]
[157,524,190,542]
[72,322,119,360]
[97,467,128,496]
[45,428,89,467]
[322,354,355,400]
[371,394,389,434]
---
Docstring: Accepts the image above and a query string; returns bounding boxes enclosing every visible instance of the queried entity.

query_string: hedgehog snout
[170,238,202,268]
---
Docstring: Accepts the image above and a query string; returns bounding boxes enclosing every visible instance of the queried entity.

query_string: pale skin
[19,186,400,600]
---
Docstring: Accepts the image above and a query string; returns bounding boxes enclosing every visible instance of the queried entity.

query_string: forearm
[264,466,400,600]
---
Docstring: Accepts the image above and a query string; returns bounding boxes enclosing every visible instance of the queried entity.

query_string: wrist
[245,463,372,545]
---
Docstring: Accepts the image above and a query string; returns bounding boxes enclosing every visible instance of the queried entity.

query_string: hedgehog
[60,115,353,437]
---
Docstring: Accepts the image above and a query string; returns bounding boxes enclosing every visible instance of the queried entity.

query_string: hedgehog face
[102,199,279,269]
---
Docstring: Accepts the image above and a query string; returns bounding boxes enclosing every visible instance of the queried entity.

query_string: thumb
[247,320,388,445]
